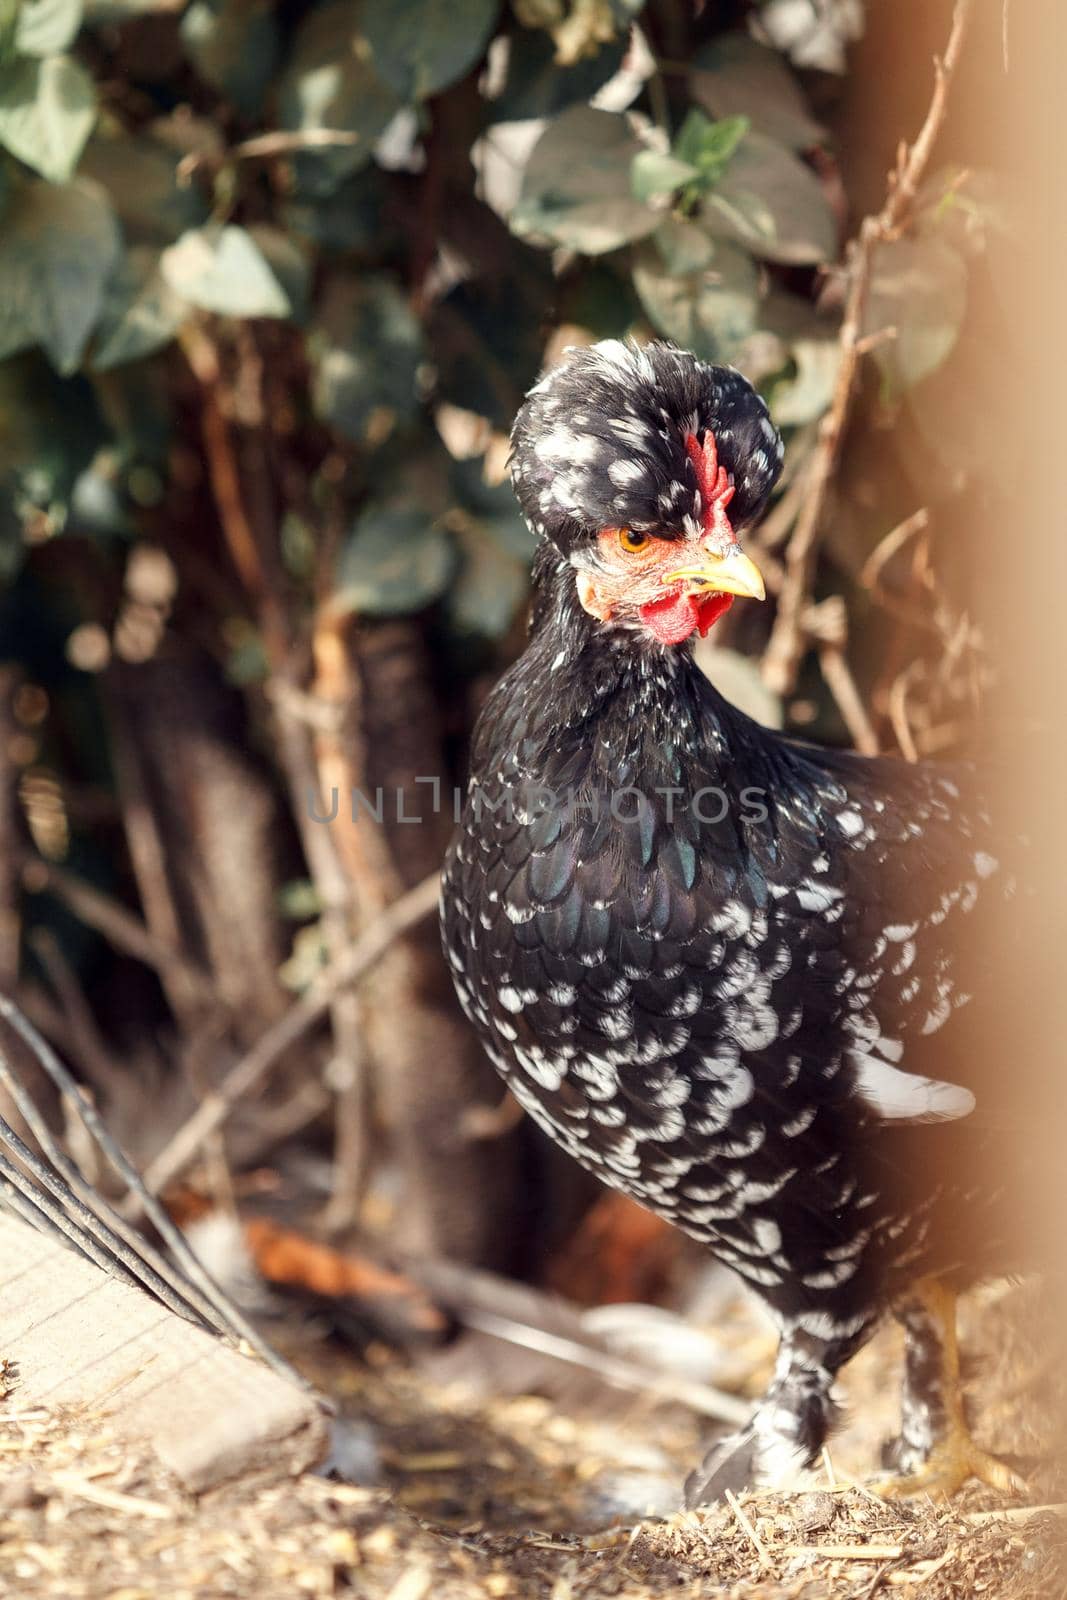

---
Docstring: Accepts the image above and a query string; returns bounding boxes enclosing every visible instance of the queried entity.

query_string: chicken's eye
[617,528,649,554]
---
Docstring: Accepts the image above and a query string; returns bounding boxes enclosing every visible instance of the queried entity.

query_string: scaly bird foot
[874,1420,1028,1499]
[876,1276,1030,1501]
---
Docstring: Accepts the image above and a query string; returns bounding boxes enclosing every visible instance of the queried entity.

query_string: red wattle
[695,592,734,636]
[639,590,701,644]
[639,590,734,644]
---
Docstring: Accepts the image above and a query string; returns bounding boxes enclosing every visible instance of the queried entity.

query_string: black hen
[441,340,1025,1504]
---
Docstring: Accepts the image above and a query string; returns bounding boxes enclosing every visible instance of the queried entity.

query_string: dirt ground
[1,1278,1063,1600]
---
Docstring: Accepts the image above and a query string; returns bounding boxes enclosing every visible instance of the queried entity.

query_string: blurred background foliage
[0,0,1011,1275]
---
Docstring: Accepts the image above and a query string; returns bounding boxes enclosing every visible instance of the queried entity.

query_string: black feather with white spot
[442,340,1025,1502]
[510,340,783,548]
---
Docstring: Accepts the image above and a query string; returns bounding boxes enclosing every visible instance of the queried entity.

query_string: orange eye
[617,528,649,554]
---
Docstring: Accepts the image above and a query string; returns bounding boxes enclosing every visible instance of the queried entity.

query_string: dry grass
[1,1279,1062,1598]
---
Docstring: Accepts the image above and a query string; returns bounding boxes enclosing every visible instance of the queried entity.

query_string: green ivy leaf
[652,217,716,275]
[690,34,825,151]
[181,0,279,118]
[703,129,837,265]
[363,0,499,100]
[160,224,290,318]
[0,54,96,183]
[246,224,313,323]
[447,519,528,638]
[630,149,698,204]
[91,245,187,370]
[0,351,109,577]
[80,132,209,244]
[864,235,968,391]
[15,0,83,55]
[278,1,403,194]
[0,176,120,372]
[283,165,390,254]
[450,456,534,559]
[672,108,749,189]
[309,275,422,445]
[632,237,758,364]
[774,335,838,425]
[0,0,16,63]
[761,293,840,426]
[511,106,660,255]
[486,27,626,124]
[334,506,455,617]
[430,268,549,429]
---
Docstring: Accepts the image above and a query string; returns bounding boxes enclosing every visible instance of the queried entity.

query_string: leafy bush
[0,0,986,621]
[0,0,1002,1254]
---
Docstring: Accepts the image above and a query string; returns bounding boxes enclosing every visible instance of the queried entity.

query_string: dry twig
[23,859,216,1005]
[448,1304,750,1425]
[963,1502,1067,1524]
[887,662,924,763]
[29,929,126,1101]
[724,1488,773,1571]
[46,1473,171,1520]
[181,324,375,1229]
[761,0,973,701]
[138,871,441,1199]
[818,643,880,756]
[859,509,931,595]
[784,1543,903,1561]
[106,701,207,1026]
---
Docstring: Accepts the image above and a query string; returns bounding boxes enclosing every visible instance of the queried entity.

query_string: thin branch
[181,324,373,1227]
[818,642,880,756]
[179,324,291,665]
[887,662,923,763]
[859,508,931,593]
[882,0,973,237]
[964,1503,1067,1525]
[306,604,399,1232]
[24,858,217,1005]
[105,697,208,1027]
[137,871,441,1200]
[235,128,361,160]
[798,598,880,755]
[464,1304,750,1425]
[761,0,973,699]
[752,443,815,554]
[29,928,125,1100]
[177,128,363,184]
[725,1489,773,1572]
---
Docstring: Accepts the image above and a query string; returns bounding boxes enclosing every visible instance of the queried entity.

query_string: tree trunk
[108,647,292,1043]
[312,611,524,1268]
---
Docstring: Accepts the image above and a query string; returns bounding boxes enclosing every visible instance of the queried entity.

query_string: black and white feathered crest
[510,340,784,551]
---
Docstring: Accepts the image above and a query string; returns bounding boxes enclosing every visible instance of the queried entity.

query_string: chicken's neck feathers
[494,546,792,806]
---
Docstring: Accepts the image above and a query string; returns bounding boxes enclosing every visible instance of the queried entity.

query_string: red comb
[685,430,736,545]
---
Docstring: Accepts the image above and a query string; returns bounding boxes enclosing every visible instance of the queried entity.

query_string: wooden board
[0,1211,328,1491]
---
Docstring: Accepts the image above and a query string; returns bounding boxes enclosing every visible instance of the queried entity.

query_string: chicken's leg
[685,1325,855,1505]
[878,1277,1025,1497]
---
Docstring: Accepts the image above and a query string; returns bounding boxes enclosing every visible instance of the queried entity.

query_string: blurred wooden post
[0,1212,328,1491]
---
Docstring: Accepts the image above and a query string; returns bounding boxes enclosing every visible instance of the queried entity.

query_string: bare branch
[25,858,217,1005]
[137,870,441,1201]
[761,0,973,701]
[858,508,931,593]
[818,643,880,757]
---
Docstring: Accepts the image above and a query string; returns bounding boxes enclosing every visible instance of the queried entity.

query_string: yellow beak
[662,548,766,603]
